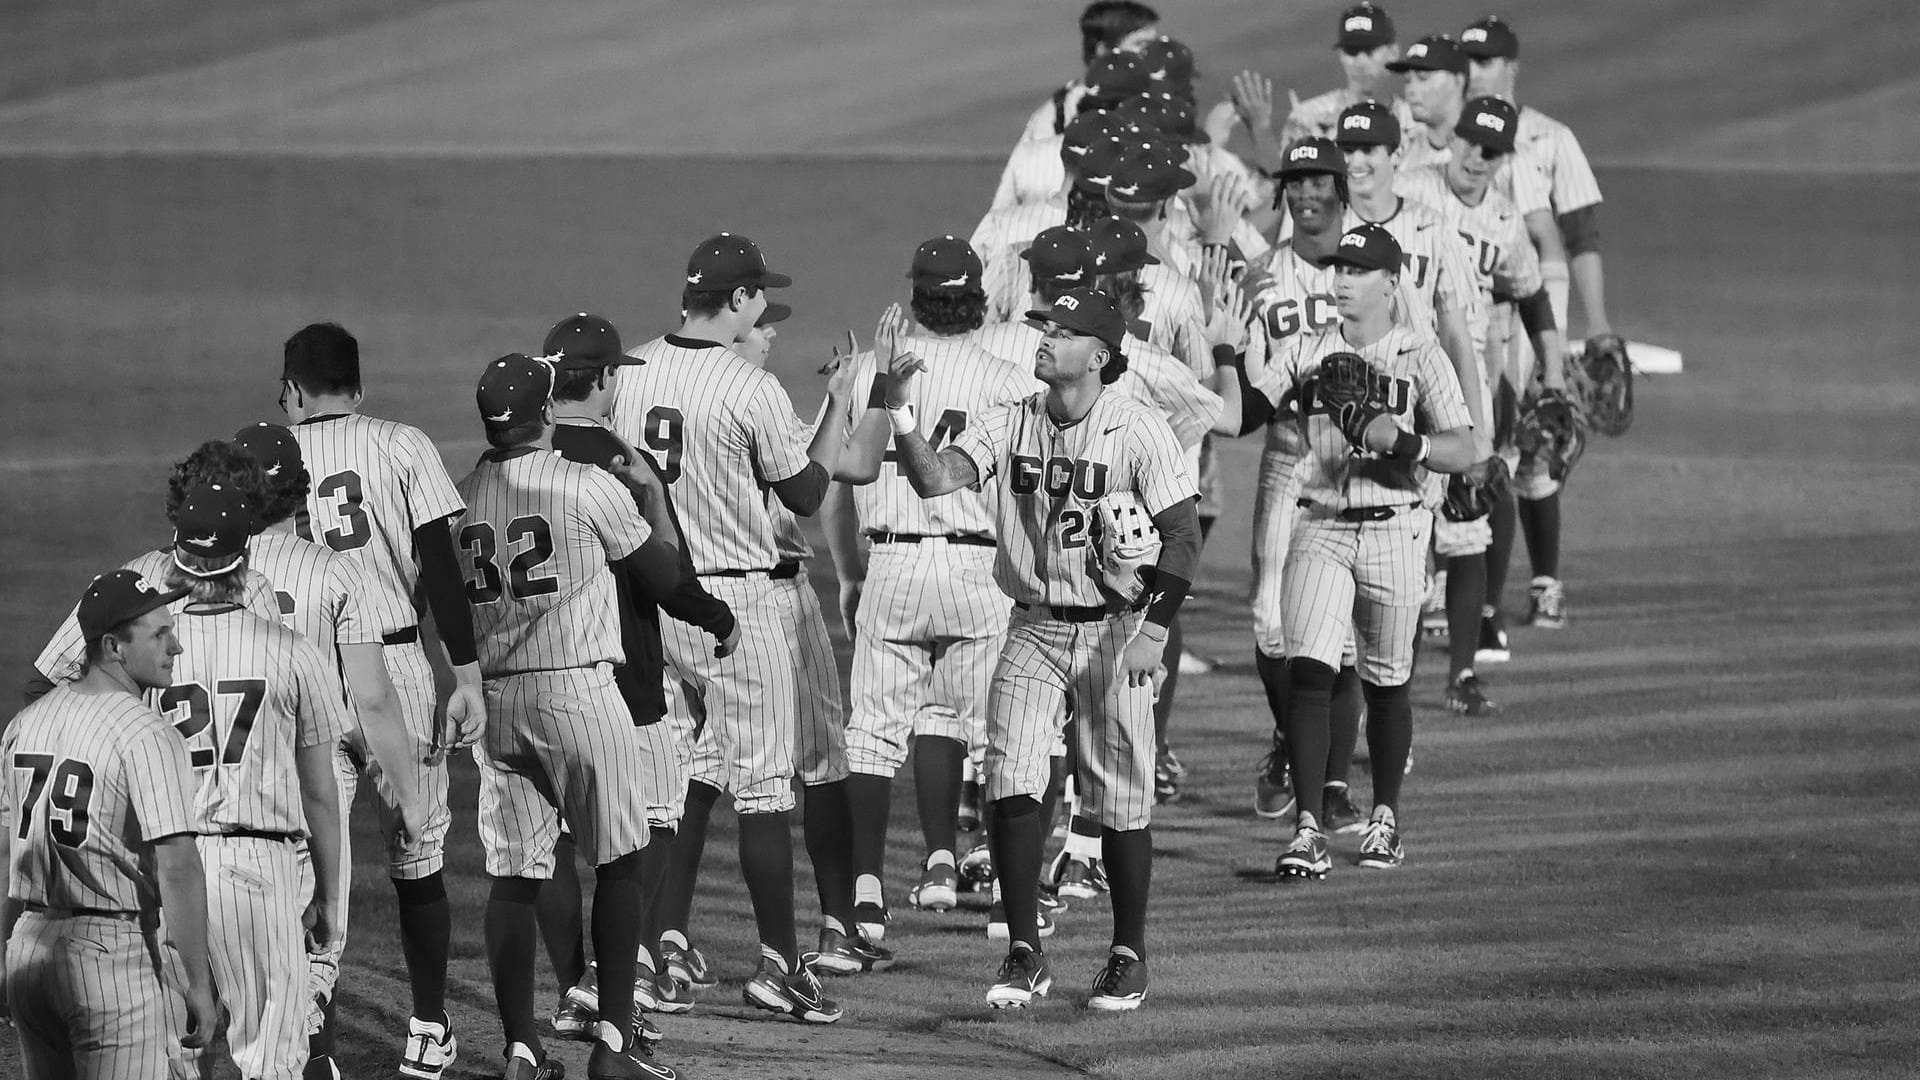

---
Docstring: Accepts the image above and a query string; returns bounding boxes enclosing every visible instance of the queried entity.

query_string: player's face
[1340,142,1394,196]
[1338,44,1395,91]
[1034,324,1102,386]
[1403,69,1463,123]
[1333,264,1395,319]
[740,323,776,368]
[1284,174,1343,233]
[1467,57,1517,100]
[117,608,183,690]
[1447,134,1502,193]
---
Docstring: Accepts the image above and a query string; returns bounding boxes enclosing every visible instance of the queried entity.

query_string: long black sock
[737,810,799,969]
[1284,659,1336,822]
[637,824,675,965]
[392,873,450,1021]
[910,735,964,858]
[658,781,721,941]
[1102,827,1152,958]
[1254,650,1289,747]
[1325,665,1363,785]
[802,781,857,932]
[484,876,544,1050]
[1518,493,1562,580]
[987,795,1045,951]
[536,833,586,991]
[1363,680,1415,811]
[845,771,893,881]
[1153,614,1183,747]
[592,850,646,1037]
[1487,490,1517,611]
[1447,553,1489,680]
[305,997,338,1072]
[1039,753,1069,840]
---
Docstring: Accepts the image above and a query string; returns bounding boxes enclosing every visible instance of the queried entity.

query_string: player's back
[456,449,647,675]
[2,684,194,913]
[1112,335,1220,451]
[249,529,372,657]
[973,318,1045,376]
[291,412,465,638]
[1516,104,1601,214]
[159,605,351,835]
[612,335,810,575]
[1139,262,1206,360]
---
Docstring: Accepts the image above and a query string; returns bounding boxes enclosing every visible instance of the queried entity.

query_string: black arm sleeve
[1558,204,1601,257]
[1235,359,1278,435]
[1516,287,1558,339]
[1142,498,1202,627]
[770,462,831,517]
[23,671,55,706]
[618,536,687,604]
[412,515,477,666]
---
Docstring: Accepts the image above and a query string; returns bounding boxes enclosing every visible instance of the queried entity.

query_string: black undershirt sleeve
[770,462,831,517]
[412,515,477,666]
[1142,498,1202,627]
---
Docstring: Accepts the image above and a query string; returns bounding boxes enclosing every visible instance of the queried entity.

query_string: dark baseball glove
[1442,456,1511,522]
[1570,334,1634,436]
[1314,351,1388,451]
[1516,390,1586,483]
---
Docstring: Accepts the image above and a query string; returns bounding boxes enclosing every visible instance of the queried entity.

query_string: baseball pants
[336,641,450,880]
[984,605,1156,831]
[1283,508,1433,686]
[6,911,185,1080]
[1252,452,1362,665]
[847,540,1005,776]
[660,573,800,814]
[788,569,850,787]
[192,836,309,1080]
[474,665,656,878]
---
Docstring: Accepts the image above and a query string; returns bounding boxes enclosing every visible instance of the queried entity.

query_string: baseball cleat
[586,1024,677,1080]
[986,947,1053,1009]
[957,843,995,889]
[1276,823,1331,880]
[1038,885,1069,917]
[957,781,983,833]
[813,926,894,975]
[303,1055,342,1080]
[909,860,959,912]
[1086,949,1149,1012]
[1054,857,1107,901]
[986,900,1058,941]
[551,998,596,1040]
[505,1041,566,1080]
[1321,783,1364,836]
[399,1014,457,1079]
[658,939,716,990]
[1254,748,1296,820]
[567,961,663,1016]
[854,900,891,944]
[1475,609,1511,664]
[1445,673,1497,716]
[1526,576,1568,629]
[743,956,843,1024]
[1358,815,1405,869]
[649,969,695,1015]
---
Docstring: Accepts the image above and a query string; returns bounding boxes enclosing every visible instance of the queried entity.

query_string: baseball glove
[1090,494,1161,604]
[1516,390,1587,483]
[1570,334,1634,436]
[1442,456,1511,522]
[1314,351,1388,451]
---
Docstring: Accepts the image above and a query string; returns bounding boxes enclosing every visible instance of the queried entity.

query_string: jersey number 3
[296,470,372,552]
[461,516,559,604]
[12,753,94,847]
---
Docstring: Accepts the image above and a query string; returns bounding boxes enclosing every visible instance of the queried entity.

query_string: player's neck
[301,393,360,418]
[1291,223,1341,261]
[1422,115,1457,150]
[73,663,139,698]
[678,315,743,348]
[1351,189,1397,221]
[1445,170,1488,206]
[551,401,608,422]
[1044,380,1104,424]
[262,519,300,538]
[1341,313,1393,348]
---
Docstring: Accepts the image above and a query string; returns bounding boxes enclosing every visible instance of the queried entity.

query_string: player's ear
[729,285,751,313]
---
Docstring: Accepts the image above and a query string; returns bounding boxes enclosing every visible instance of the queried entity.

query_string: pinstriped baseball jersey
[844,333,1036,538]
[157,606,354,834]
[1111,335,1221,450]
[972,318,1046,375]
[249,528,379,658]
[1398,132,1550,217]
[1138,262,1208,363]
[33,549,278,686]
[1398,165,1543,303]
[1515,104,1602,214]
[3,685,197,912]
[611,335,814,574]
[456,448,651,675]
[950,389,1195,607]
[1356,199,1478,335]
[291,413,466,638]
[767,493,812,562]
[1283,90,1417,148]
[991,133,1068,212]
[1277,324,1473,511]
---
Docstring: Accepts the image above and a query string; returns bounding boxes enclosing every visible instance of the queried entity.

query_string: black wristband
[865,379,889,410]
[1211,342,1241,369]
[1390,428,1423,461]
[1142,571,1192,627]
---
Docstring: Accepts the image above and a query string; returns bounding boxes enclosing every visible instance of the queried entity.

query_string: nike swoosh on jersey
[1103,425,1124,435]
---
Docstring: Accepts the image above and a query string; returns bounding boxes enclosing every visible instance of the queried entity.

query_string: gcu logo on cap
[1340,233,1367,248]
[1292,145,1321,160]
[1408,43,1428,58]
[1057,295,1082,311]
[132,574,160,595]
[1345,14,1373,31]
[1341,115,1370,131]
[1475,112,1508,132]
[1463,27,1488,42]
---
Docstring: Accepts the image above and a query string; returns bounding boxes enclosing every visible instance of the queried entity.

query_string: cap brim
[757,270,793,289]
[1458,44,1515,60]
[1315,251,1391,271]
[85,583,190,641]
[759,302,792,326]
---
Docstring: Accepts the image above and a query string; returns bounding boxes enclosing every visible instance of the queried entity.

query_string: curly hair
[1094,272,1149,321]
[909,288,988,336]
[164,551,248,605]
[166,441,267,529]
[1066,188,1113,230]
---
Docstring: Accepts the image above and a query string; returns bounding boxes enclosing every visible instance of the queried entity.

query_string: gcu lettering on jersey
[1009,456,1110,499]
[1304,371,1413,419]
[1265,294,1342,339]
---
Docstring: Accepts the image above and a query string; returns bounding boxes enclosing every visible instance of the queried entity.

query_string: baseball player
[822,238,1034,934]
[158,482,351,1080]
[610,233,856,1024]
[2,570,218,1080]
[27,441,282,702]
[539,313,737,1037]
[1461,14,1613,631]
[456,354,682,1080]
[276,322,483,1078]
[886,285,1200,1012]
[1277,4,1417,150]
[976,118,1137,322]
[1230,224,1478,878]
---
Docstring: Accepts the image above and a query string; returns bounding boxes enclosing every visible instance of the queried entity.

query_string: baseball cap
[1061,109,1138,166]
[77,569,188,642]
[1459,16,1519,59]
[684,233,791,292]
[1456,96,1518,154]
[1071,137,1129,194]
[172,483,253,575]
[1336,3,1396,49]
[1021,227,1094,288]
[1334,101,1401,148]
[476,353,555,429]
[1318,223,1404,272]
[1107,145,1197,203]
[1116,92,1209,144]
[1025,287,1128,351]
[1387,35,1468,75]
[1081,51,1153,105]
[1132,37,1197,88]
[230,421,302,482]
[543,313,640,369]
[757,302,792,327]
[909,235,984,293]
[1276,137,1348,178]
[1089,218,1161,275]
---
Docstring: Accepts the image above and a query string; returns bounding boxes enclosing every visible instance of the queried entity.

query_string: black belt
[1016,602,1118,623]
[868,532,995,548]
[1297,499,1416,523]
[23,902,139,921]
[202,829,298,844]
[382,626,420,646]
[701,561,800,580]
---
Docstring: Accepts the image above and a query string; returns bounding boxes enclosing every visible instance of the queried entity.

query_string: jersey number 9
[642,406,686,484]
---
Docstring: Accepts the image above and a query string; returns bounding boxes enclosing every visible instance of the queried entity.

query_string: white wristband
[887,403,916,435]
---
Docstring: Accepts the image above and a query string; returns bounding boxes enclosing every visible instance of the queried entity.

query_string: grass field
[3,3,1919,1078]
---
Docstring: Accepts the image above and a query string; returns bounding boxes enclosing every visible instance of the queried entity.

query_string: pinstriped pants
[6,911,183,1080]
[788,570,850,787]
[336,641,451,880]
[662,574,799,814]
[191,835,309,1080]
[1282,509,1432,686]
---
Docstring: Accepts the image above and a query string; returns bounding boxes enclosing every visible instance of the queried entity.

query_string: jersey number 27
[159,680,266,770]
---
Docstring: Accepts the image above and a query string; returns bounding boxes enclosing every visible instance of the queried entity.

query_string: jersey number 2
[296,470,372,552]
[159,679,266,770]
[461,516,559,604]
[12,753,94,847]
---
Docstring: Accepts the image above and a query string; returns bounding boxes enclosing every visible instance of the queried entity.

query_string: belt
[868,532,995,548]
[701,561,800,580]
[381,626,420,646]
[1016,602,1119,623]
[1297,499,1417,523]
[23,902,140,922]
[201,829,298,844]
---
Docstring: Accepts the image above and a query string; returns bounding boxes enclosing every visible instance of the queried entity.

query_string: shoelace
[1288,828,1323,854]
[1360,821,1395,854]
[1093,956,1136,995]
